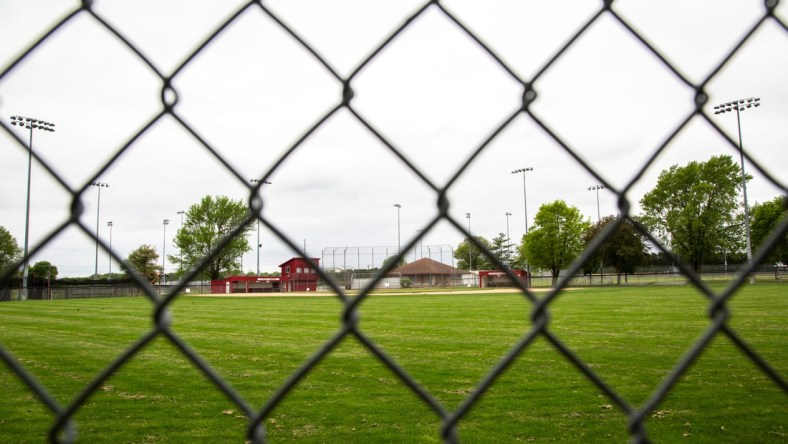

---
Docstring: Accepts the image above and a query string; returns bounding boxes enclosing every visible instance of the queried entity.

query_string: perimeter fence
[321,245,457,271]
[1,1,787,443]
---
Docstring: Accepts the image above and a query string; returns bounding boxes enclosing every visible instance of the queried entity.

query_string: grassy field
[0,285,785,443]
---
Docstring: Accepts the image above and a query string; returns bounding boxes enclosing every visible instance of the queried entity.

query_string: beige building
[389,258,467,287]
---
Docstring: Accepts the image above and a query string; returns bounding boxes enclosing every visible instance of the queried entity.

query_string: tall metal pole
[107,221,113,280]
[177,210,185,278]
[588,185,605,285]
[250,179,271,275]
[512,168,533,283]
[465,213,472,270]
[512,168,533,235]
[9,116,55,299]
[505,211,512,267]
[589,185,605,222]
[91,182,109,279]
[394,204,401,256]
[714,97,759,284]
[162,219,170,284]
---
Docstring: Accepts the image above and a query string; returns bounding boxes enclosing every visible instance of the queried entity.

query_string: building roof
[390,257,465,275]
[278,257,321,268]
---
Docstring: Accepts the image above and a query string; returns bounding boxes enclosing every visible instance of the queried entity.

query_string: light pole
[91,182,109,279]
[250,179,272,275]
[393,204,401,256]
[416,229,423,260]
[511,167,533,236]
[107,221,113,280]
[465,212,472,270]
[714,97,760,284]
[588,185,605,222]
[9,115,55,299]
[505,212,512,267]
[505,211,512,242]
[588,185,606,284]
[177,210,185,279]
[162,219,170,285]
[512,167,533,282]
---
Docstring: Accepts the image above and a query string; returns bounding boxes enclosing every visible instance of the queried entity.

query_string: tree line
[452,155,787,285]
[1,155,786,286]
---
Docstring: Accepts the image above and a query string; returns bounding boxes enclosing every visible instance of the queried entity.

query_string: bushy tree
[750,195,788,264]
[172,195,253,280]
[454,236,491,270]
[640,155,745,273]
[520,200,590,285]
[582,216,648,283]
[0,226,21,274]
[124,244,161,283]
[28,261,58,282]
[512,234,526,270]
[381,255,406,270]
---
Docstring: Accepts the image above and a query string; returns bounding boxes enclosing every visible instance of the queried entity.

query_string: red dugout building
[477,269,528,288]
[210,257,320,294]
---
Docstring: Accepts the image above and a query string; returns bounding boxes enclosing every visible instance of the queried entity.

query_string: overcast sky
[1,0,786,277]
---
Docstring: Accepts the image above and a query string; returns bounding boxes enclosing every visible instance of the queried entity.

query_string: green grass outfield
[1,285,785,443]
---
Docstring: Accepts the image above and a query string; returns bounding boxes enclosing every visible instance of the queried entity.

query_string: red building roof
[278,257,320,268]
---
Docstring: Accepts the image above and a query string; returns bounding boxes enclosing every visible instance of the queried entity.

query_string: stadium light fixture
[512,167,533,280]
[107,221,113,280]
[505,212,512,268]
[250,179,272,275]
[177,210,185,278]
[162,219,170,284]
[465,212,472,270]
[91,182,109,279]
[588,185,605,222]
[713,97,760,284]
[8,115,55,299]
[505,212,512,242]
[511,167,533,236]
[393,204,401,256]
[588,184,606,284]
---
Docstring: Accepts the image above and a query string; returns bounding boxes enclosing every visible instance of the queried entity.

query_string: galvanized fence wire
[1,1,787,442]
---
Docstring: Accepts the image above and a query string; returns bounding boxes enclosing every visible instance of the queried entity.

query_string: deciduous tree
[639,155,745,273]
[750,195,788,264]
[0,226,21,273]
[520,200,590,285]
[454,236,491,270]
[381,255,406,270]
[582,216,648,283]
[28,261,58,282]
[124,244,161,283]
[172,195,253,280]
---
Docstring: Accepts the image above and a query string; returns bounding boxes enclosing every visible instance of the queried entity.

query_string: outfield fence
[1,267,783,302]
[1,2,787,443]
[322,245,456,271]
[0,280,216,301]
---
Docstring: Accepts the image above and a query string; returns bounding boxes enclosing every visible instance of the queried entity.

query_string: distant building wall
[279,257,320,292]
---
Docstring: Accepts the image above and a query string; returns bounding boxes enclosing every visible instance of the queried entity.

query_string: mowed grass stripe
[0,285,785,443]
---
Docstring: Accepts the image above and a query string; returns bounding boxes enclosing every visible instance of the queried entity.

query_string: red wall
[279,258,320,292]
[477,269,528,288]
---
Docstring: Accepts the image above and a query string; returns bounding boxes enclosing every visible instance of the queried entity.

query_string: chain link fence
[322,245,456,271]
[1,1,787,443]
